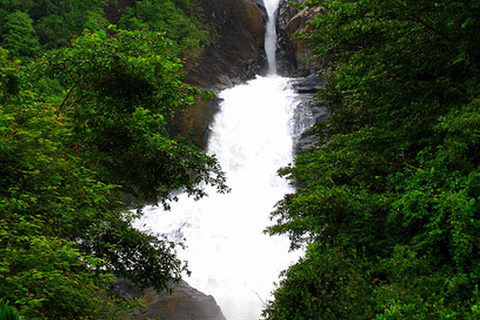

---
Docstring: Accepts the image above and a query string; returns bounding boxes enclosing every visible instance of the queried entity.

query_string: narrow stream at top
[135,0,304,318]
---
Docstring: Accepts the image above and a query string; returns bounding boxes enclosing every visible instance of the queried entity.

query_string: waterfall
[135,0,303,319]
[264,0,280,74]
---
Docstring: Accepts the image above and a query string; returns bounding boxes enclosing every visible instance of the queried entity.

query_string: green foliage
[0,48,19,100]
[30,0,108,49]
[265,0,480,318]
[0,0,207,60]
[0,0,219,318]
[0,299,23,320]
[118,0,210,57]
[264,244,372,320]
[0,27,224,320]
[1,11,40,59]
[0,87,127,318]
[0,0,108,52]
[43,29,226,204]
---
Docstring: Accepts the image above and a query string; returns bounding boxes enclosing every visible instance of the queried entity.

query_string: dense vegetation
[0,0,227,319]
[3,0,479,318]
[265,0,480,318]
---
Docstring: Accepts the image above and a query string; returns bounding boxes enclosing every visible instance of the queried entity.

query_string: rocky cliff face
[276,0,323,77]
[186,0,322,84]
[275,0,331,151]
[175,0,268,146]
[114,279,227,320]
[290,75,331,153]
[186,0,268,90]
[177,0,330,147]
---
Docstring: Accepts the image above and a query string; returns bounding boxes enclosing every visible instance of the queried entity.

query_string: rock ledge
[114,279,227,320]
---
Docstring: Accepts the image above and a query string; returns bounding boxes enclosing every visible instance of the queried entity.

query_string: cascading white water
[136,0,303,319]
[264,0,279,74]
[138,77,300,319]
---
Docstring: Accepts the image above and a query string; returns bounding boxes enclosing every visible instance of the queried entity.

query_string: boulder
[114,279,227,320]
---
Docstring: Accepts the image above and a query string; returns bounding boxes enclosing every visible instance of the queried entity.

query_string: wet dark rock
[276,0,302,77]
[290,75,331,154]
[114,279,226,320]
[276,0,323,77]
[186,0,268,90]
[275,1,331,153]
[291,74,325,93]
